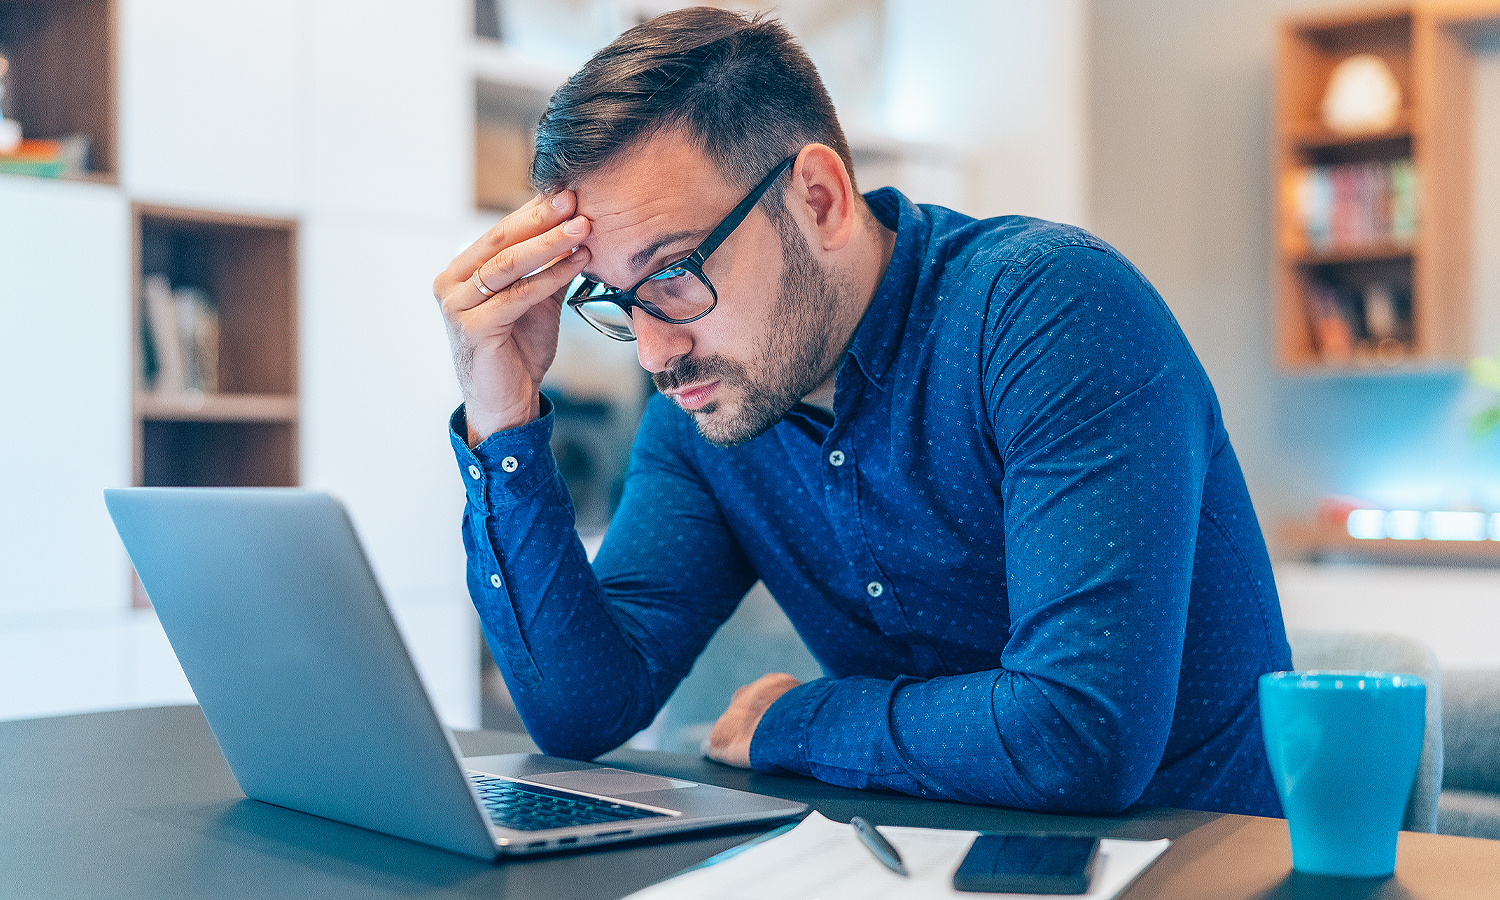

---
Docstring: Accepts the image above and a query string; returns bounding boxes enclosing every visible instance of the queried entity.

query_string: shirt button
[501,456,519,473]
[867,581,884,598]
[468,464,482,480]
[828,450,846,467]
[490,573,502,588]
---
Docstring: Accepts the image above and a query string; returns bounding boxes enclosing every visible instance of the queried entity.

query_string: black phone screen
[952,833,1100,894]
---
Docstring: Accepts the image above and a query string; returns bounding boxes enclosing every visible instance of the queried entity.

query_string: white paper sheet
[627,811,1171,900]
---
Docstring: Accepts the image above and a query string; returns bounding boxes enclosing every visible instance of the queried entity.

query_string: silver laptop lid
[105,487,501,859]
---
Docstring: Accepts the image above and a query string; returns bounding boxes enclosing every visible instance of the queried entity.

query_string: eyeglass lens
[572,265,716,338]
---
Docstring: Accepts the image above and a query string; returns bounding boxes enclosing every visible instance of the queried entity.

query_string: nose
[632,311,693,374]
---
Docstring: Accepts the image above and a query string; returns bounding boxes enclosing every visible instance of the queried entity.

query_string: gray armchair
[1436,669,1500,840]
[1286,629,1444,833]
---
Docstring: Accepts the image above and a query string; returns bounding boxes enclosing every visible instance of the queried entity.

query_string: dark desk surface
[3,706,1498,899]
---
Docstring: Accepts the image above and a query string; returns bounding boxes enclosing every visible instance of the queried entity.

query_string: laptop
[103,487,807,861]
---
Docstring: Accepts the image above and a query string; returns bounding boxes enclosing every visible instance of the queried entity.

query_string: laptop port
[558,836,579,845]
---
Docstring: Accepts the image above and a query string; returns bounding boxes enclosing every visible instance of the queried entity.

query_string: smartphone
[952,833,1100,894]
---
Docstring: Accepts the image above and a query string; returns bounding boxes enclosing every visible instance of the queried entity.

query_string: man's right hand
[434,191,592,446]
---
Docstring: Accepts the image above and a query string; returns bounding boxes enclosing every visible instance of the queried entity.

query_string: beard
[652,224,841,447]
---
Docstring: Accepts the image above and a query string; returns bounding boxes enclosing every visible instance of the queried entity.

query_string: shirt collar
[843,187,930,390]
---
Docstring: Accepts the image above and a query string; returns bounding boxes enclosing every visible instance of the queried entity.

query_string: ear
[787,143,856,253]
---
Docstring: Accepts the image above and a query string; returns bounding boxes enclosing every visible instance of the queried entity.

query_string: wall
[879,0,1088,224]
[1088,0,1500,667]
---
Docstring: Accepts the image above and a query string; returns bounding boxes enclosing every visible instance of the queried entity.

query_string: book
[1284,158,1417,254]
[141,274,219,396]
[0,134,89,178]
[142,274,186,394]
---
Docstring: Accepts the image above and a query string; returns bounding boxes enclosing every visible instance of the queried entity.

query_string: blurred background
[2,0,1499,748]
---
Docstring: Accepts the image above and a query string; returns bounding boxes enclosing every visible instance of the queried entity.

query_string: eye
[649,265,692,283]
[648,266,695,298]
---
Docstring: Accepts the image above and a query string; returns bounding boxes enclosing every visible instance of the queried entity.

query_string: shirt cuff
[748,677,835,775]
[449,396,559,512]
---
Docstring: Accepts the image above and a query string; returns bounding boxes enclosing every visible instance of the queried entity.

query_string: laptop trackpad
[529,768,698,795]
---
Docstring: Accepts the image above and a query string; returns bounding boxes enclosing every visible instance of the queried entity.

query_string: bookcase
[131,204,299,489]
[1273,1,1500,370]
[0,0,116,180]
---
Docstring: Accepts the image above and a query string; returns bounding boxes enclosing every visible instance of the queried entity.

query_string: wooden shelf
[1278,518,1500,567]
[1272,2,1500,371]
[130,204,299,490]
[1285,113,1414,151]
[1292,243,1415,265]
[136,392,297,423]
[0,0,117,180]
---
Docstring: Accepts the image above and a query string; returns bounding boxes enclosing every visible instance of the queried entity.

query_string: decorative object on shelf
[1321,53,1402,136]
[475,0,502,41]
[1278,497,1500,568]
[0,43,20,153]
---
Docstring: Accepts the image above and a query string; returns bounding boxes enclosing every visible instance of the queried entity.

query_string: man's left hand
[703,673,802,768]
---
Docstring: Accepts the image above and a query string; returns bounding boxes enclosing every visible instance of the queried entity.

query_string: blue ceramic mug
[1259,671,1426,878]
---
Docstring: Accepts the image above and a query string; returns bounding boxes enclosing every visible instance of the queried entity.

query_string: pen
[851,816,909,877]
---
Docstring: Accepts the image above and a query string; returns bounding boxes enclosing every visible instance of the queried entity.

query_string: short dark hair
[530,7,855,205]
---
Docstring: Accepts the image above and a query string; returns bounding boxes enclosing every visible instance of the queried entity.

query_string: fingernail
[550,192,570,210]
[562,216,586,235]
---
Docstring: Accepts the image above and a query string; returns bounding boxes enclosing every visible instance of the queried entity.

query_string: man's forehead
[571,138,735,281]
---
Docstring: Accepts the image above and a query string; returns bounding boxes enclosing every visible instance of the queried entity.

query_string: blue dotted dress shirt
[450,187,1291,818]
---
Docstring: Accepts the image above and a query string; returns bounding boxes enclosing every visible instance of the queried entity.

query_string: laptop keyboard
[468,773,670,832]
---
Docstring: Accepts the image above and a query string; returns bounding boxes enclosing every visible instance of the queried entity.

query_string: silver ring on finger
[470,268,498,298]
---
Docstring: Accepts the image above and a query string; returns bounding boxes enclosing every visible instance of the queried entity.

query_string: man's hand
[433,192,592,446]
[703,673,802,768]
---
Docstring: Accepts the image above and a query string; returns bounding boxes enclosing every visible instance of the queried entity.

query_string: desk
[3,706,1497,899]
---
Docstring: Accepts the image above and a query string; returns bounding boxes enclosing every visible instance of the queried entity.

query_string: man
[435,7,1290,817]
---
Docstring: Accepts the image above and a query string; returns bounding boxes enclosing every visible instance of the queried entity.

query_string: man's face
[573,137,843,446]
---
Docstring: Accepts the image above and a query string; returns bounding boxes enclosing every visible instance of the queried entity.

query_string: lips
[666,381,719,411]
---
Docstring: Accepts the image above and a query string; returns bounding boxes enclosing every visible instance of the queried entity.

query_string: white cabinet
[118,0,307,213]
[306,0,470,220]
[0,175,131,617]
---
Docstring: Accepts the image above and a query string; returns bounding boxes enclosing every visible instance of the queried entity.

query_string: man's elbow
[516,702,649,762]
[1012,732,1157,815]
[1025,766,1150,815]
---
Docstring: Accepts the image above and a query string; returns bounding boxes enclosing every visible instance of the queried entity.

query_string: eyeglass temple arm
[687,155,798,265]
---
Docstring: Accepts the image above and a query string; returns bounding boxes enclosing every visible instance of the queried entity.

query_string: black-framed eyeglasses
[565,154,798,341]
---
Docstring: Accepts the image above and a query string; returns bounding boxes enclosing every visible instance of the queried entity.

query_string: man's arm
[740,245,1220,813]
[434,191,591,444]
[437,195,757,758]
[453,393,760,759]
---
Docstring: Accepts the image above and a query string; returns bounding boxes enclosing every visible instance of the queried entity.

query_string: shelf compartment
[130,204,299,488]
[141,420,297,488]
[474,78,550,212]
[1293,244,1415,266]
[0,0,116,180]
